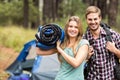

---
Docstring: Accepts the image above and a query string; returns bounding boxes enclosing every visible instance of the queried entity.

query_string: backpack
[84,22,112,79]
[101,23,120,80]
[100,22,112,42]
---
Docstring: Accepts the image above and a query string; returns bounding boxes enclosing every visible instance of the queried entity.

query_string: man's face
[86,13,101,31]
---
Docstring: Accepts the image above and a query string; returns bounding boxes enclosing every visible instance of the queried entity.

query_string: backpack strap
[100,23,119,64]
[100,22,112,42]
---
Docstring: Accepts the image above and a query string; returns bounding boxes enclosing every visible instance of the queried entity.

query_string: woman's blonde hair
[61,16,83,54]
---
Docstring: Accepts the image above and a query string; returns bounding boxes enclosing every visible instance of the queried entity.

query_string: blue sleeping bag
[35,24,64,50]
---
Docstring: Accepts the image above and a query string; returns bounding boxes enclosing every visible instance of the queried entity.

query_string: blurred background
[0,0,120,79]
[0,0,120,29]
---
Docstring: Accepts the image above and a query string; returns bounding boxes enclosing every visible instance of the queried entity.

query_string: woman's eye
[75,26,78,28]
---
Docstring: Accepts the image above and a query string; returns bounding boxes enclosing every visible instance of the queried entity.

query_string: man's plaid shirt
[83,27,120,80]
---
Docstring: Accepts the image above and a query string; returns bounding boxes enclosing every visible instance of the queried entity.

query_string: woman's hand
[56,40,62,51]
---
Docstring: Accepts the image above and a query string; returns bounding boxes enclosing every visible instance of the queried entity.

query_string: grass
[0,26,37,52]
[0,23,119,53]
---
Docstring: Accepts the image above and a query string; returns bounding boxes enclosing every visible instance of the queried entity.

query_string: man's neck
[90,27,101,40]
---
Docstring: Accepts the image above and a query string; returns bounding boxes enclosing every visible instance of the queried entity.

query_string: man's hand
[106,41,120,58]
[106,41,116,53]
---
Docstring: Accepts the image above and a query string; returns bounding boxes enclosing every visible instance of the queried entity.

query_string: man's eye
[94,18,97,20]
[88,19,92,21]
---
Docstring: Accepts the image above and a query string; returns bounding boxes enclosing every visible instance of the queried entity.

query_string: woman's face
[67,21,79,38]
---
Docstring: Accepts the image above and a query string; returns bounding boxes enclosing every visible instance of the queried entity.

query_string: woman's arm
[36,47,57,55]
[57,41,89,68]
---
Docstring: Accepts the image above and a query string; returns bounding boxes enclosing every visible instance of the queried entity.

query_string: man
[83,6,120,80]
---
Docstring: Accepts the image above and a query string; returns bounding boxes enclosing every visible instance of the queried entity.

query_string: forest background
[0,0,120,52]
[0,0,120,79]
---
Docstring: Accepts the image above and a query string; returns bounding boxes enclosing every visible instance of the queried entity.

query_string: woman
[36,16,89,80]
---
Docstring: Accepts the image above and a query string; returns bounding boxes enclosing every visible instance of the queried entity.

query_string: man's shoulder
[110,29,120,34]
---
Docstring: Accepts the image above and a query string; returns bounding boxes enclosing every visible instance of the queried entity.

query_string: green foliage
[0,0,40,26]
[0,1,23,25]
[56,0,88,32]
[0,26,37,52]
[29,0,39,22]
[60,0,87,17]
[0,0,119,53]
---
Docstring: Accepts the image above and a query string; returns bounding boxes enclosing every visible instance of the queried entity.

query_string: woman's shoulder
[76,39,89,50]
[80,39,89,43]
[78,39,89,46]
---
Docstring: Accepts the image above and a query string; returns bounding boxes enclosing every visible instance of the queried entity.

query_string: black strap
[115,56,120,65]
[100,23,120,65]
[100,22,112,42]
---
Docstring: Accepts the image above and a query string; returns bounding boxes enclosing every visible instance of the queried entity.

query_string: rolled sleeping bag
[35,24,65,50]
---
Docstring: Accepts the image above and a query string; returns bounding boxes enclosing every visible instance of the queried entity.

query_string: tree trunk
[82,0,89,4]
[42,0,51,24]
[89,0,97,6]
[52,0,56,21]
[57,0,63,19]
[97,0,107,19]
[31,0,40,29]
[23,0,29,28]
[42,0,59,24]
[108,0,118,27]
